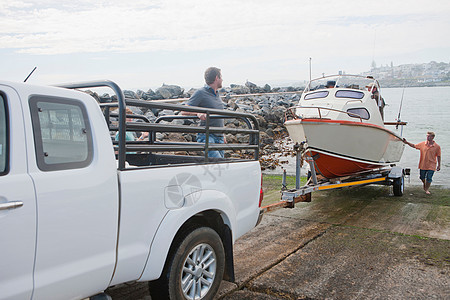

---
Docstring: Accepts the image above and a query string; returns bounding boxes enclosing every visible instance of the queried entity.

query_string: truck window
[29,96,93,171]
[0,94,7,175]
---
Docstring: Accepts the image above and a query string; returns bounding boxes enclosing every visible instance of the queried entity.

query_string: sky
[1,0,449,91]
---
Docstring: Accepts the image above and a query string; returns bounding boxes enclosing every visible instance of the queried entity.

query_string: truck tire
[149,226,225,300]
[393,174,404,197]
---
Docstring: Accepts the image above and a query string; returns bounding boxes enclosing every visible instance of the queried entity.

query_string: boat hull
[285,119,405,178]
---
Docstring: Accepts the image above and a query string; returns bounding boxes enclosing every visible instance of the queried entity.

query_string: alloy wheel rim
[181,243,216,300]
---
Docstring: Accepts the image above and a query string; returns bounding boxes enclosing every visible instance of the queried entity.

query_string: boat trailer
[262,142,410,212]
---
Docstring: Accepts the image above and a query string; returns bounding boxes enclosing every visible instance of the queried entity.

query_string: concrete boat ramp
[107,185,449,299]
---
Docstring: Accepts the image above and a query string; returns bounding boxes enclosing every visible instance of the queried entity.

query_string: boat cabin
[294,75,385,126]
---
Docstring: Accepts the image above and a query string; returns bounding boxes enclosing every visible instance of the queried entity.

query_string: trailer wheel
[149,227,225,300]
[393,174,404,197]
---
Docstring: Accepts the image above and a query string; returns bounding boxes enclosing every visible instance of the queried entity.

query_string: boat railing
[286,105,364,122]
[305,74,380,94]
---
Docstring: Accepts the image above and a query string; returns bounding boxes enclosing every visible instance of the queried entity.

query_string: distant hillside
[361,61,450,87]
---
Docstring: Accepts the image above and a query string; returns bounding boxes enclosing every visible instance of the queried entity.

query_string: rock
[144,111,157,122]
[260,131,274,144]
[183,133,195,142]
[156,132,166,140]
[84,90,101,102]
[226,134,238,144]
[100,93,112,103]
[228,100,239,110]
[277,99,290,107]
[155,88,171,99]
[187,88,197,97]
[164,132,187,142]
[172,119,185,126]
[245,81,260,93]
[254,115,267,129]
[158,109,175,116]
[236,103,252,111]
[183,119,195,126]
[156,84,184,99]
[144,89,159,100]
[230,84,250,94]
[261,106,271,115]
[236,134,248,143]
[124,90,138,99]
[273,126,287,137]
[136,90,146,100]
[225,121,237,128]
[127,107,141,115]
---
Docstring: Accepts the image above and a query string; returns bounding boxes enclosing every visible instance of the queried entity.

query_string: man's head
[204,67,222,89]
[427,131,435,142]
[325,81,335,88]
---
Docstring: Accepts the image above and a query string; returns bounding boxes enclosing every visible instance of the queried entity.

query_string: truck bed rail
[58,80,260,170]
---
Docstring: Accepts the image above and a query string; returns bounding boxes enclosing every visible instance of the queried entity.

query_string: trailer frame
[261,143,410,212]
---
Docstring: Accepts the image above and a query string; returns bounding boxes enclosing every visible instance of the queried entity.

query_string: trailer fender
[388,166,404,179]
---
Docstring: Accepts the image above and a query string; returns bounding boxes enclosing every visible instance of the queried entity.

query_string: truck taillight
[259,174,264,207]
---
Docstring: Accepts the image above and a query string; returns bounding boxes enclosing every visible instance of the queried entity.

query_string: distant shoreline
[381,82,450,88]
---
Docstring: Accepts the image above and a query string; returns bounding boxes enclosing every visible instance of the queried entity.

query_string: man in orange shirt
[403,132,441,194]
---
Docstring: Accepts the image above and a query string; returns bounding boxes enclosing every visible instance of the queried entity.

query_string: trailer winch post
[282,170,287,190]
[294,143,302,189]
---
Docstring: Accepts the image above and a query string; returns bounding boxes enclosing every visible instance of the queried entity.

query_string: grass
[261,174,307,206]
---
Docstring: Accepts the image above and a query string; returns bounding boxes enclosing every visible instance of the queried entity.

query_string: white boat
[284,75,405,179]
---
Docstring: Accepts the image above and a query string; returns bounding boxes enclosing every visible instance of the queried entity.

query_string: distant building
[361,61,450,87]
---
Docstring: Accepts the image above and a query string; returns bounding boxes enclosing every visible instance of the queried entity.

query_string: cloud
[1,0,449,89]
[1,0,449,57]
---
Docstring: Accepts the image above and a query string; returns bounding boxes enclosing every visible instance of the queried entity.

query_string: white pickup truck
[0,80,263,300]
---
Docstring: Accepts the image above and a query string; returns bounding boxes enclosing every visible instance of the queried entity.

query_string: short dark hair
[204,67,221,84]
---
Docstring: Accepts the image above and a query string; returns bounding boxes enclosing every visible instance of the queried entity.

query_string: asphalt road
[107,185,450,299]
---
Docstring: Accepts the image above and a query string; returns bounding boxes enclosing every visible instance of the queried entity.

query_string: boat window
[347,108,370,120]
[304,91,329,100]
[336,90,364,99]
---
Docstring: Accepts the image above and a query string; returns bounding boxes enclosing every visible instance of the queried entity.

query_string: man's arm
[437,156,441,171]
[402,138,415,148]
[180,109,207,120]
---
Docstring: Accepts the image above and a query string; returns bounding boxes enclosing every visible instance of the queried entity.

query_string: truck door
[25,94,119,300]
[0,89,37,300]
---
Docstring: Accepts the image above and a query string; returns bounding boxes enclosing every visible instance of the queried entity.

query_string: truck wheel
[149,227,225,300]
[393,174,404,197]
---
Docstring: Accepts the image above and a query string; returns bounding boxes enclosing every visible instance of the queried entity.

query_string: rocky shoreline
[89,81,304,170]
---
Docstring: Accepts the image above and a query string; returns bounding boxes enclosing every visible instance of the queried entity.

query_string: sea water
[383,86,449,187]
[267,86,450,188]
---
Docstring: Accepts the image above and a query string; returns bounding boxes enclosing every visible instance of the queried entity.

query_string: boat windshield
[305,75,379,93]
